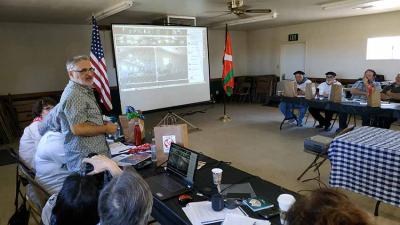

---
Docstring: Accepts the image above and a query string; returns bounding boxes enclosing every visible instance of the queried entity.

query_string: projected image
[112,25,210,111]
[116,47,156,86]
[156,47,188,82]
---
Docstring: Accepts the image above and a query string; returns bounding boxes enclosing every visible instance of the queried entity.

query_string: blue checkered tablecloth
[328,126,400,207]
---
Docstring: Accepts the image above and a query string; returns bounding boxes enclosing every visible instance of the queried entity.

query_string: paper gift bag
[282,80,297,97]
[368,89,381,107]
[305,83,316,100]
[154,124,189,163]
[119,115,145,144]
[329,84,342,103]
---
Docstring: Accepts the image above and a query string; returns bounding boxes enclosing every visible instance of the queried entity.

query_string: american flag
[90,16,112,111]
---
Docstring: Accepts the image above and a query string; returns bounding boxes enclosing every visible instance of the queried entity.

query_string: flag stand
[219,94,231,122]
[219,24,233,123]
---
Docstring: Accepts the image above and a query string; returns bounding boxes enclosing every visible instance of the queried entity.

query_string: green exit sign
[288,33,298,41]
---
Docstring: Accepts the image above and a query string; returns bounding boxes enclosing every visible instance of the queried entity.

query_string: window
[366,36,400,60]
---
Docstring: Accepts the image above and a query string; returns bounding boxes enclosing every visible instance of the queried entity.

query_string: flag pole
[220,24,231,123]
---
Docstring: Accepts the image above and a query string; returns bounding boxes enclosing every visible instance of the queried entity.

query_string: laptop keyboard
[154,174,185,192]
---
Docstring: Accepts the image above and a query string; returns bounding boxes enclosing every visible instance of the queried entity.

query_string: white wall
[208,29,248,79]
[3,11,400,95]
[0,23,246,95]
[247,11,400,80]
[0,22,117,95]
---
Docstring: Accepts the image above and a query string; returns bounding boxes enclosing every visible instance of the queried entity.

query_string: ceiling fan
[220,0,272,18]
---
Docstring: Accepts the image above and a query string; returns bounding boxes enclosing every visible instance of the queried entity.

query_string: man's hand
[82,155,122,177]
[381,92,390,100]
[104,123,117,134]
[363,76,369,86]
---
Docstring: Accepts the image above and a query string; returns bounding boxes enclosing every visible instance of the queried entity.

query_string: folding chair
[8,148,51,225]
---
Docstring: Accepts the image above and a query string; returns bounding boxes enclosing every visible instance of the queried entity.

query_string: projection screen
[112,25,210,112]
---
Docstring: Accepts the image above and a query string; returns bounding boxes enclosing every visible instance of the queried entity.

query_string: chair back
[8,148,51,224]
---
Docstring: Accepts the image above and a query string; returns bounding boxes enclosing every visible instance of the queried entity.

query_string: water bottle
[114,123,121,141]
[134,121,142,146]
[151,138,157,162]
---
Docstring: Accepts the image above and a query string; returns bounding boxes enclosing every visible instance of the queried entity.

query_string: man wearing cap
[309,72,341,131]
[58,55,117,172]
[279,70,311,126]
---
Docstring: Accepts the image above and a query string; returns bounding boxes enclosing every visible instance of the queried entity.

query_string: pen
[238,206,248,217]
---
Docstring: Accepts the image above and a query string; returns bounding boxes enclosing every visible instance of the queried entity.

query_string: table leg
[374,200,381,216]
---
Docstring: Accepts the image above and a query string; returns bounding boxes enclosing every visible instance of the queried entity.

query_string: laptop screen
[167,143,198,184]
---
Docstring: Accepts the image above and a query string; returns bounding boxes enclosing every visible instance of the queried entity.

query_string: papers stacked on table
[222,213,271,225]
[182,201,269,225]
[109,142,132,155]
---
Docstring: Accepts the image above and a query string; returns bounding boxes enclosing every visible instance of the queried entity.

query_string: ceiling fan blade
[210,12,233,19]
[245,9,272,13]
[204,10,231,13]
[237,13,251,19]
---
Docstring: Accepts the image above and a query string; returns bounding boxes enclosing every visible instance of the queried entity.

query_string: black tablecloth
[139,153,298,225]
[270,96,400,119]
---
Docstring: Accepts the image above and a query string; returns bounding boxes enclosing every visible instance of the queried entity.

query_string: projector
[153,16,196,26]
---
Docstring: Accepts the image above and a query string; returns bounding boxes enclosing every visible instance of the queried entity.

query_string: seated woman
[286,188,372,225]
[34,131,69,194]
[35,103,67,194]
[98,167,153,225]
[41,155,122,225]
[19,97,56,170]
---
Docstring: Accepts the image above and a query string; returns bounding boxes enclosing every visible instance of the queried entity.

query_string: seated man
[309,72,341,131]
[350,69,381,100]
[19,97,56,169]
[338,69,382,131]
[381,72,400,102]
[279,70,311,126]
[375,72,400,128]
[287,188,372,225]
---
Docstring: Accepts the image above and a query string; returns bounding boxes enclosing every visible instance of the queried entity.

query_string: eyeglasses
[42,106,53,111]
[72,67,95,73]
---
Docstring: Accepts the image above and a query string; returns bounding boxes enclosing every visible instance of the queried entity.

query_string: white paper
[182,201,245,225]
[162,135,176,153]
[109,142,131,155]
[222,213,271,225]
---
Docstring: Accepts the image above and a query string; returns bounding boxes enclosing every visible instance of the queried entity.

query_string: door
[280,43,305,80]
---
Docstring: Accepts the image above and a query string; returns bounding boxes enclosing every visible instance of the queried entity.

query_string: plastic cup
[277,194,296,225]
[211,168,223,185]
[211,168,223,193]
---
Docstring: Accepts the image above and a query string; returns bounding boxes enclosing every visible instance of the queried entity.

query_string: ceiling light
[367,0,400,9]
[209,12,277,29]
[92,0,134,21]
[320,0,376,10]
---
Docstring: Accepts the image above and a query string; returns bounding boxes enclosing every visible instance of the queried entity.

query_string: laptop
[112,152,153,170]
[145,143,199,200]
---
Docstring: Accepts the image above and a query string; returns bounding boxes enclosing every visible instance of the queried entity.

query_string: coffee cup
[211,168,223,192]
[277,194,296,225]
